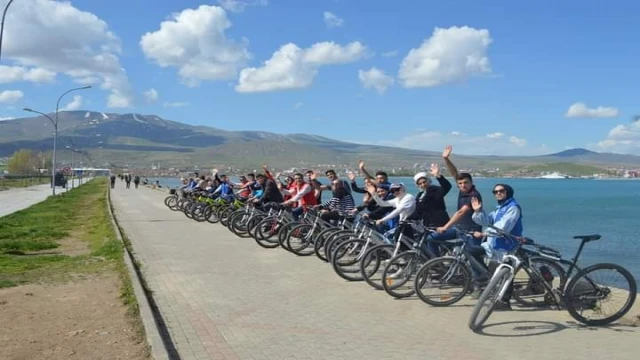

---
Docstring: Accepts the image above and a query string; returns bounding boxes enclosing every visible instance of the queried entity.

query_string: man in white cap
[412,162,455,255]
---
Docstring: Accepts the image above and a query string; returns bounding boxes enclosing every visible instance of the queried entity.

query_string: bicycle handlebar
[486,226,561,256]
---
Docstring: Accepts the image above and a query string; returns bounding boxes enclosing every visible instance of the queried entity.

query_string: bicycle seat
[572,234,601,242]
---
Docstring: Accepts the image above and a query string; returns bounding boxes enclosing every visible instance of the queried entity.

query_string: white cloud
[0,66,56,84]
[399,26,492,88]
[163,102,189,108]
[293,102,303,109]
[358,67,394,94]
[323,11,344,28]
[381,50,398,57]
[2,0,133,107]
[236,41,367,93]
[61,95,83,111]
[143,88,159,103]
[565,102,619,118]
[140,5,251,87]
[593,121,640,154]
[377,130,539,156]
[508,136,527,147]
[303,42,367,65]
[486,132,504,139]
[0,116,15,121]
[217,0,268,13]
[0,90,23,104]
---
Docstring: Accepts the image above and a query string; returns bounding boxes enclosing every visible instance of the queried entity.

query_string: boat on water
[537,172,570,179]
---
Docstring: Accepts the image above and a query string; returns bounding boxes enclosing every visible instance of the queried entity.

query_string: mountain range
[1,111,639,171]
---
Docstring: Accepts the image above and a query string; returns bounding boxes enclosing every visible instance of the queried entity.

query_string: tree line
[5,149,52,175]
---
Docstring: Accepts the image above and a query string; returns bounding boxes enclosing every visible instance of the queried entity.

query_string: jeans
[291,206,304,221]
[423,228,457,257]
[463,237,489,289]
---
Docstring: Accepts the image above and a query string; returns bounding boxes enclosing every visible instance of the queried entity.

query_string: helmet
[413,172,429,184]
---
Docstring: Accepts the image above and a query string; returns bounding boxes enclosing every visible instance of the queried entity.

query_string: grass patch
[0,176,147,346]
[0,177,134,298]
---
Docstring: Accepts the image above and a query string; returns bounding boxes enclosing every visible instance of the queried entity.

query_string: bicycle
[468,225,637,331]
[381,226,462,299]
[413,226,566,307]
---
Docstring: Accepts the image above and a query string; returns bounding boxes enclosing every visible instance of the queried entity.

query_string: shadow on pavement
[476,320,638,337]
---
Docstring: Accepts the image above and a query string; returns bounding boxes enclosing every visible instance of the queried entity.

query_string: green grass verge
[0,177,144,340]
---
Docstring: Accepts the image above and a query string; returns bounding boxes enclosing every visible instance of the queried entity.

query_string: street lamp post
[23,108,57,194]
[0,0,15,61]
[23,85,91,196]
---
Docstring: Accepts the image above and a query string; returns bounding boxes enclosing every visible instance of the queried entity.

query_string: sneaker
[469,288,483,299]
[494,301,512,311]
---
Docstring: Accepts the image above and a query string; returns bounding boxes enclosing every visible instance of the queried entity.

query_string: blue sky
[1,0,639,156]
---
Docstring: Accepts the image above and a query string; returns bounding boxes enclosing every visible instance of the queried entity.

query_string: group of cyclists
[178,145,524,310]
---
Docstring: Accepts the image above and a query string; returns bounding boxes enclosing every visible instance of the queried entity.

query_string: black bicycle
[413,226,565,307]
[469,226,637,331]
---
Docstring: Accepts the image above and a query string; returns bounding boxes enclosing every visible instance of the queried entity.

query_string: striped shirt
[321,194,356,216]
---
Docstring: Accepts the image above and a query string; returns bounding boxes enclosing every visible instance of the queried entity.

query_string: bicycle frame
[491,254,523,301]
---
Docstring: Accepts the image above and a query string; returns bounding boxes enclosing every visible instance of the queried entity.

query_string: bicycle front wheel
[414,256,471,306]
[468,267,511,332]
[332,238,368,281]
[382,251,427,299]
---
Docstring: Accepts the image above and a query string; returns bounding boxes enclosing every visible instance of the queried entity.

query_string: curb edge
[106,184,172,360]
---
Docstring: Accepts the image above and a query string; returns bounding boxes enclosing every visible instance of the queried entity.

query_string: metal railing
[0,174,50,188]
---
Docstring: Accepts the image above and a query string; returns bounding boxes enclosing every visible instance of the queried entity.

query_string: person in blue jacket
[471,183,523,310]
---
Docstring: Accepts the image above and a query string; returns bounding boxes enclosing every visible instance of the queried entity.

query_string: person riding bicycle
[471,183,523,310]
[281,173,317,220]
[251,174,284,210]
[434,146,487,295]
[411,161,454,256]
[356,183,396,233]
[211,174,236,202]
[358,160,391,191]
[316,179,355,223]
[365,182,416,240]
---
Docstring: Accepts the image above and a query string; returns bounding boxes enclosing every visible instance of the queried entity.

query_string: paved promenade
[111,186,638,360]
[0,178,92,218]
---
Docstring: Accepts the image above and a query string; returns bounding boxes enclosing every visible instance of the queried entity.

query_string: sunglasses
[417,180,428,186]
[294,177,303,181]
[492,188,506,194]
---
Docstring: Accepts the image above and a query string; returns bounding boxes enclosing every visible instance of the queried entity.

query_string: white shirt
[371,192,416,222]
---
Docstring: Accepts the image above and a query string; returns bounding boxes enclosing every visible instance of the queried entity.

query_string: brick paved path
[111,186,638,360]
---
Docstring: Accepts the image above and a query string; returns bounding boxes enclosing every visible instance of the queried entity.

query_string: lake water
[155,176,640,286]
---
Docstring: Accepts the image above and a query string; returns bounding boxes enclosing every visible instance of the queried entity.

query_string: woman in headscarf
[470,183,523,310]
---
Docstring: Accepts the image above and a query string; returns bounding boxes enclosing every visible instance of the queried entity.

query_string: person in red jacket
[281,173,317,220]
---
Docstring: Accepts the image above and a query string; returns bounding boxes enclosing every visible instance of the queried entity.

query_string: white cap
[413,172,429,184]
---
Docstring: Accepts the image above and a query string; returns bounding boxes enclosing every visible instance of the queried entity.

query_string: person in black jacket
[348,171,372,205]
[413,163,455,255]
[254,173,284,204]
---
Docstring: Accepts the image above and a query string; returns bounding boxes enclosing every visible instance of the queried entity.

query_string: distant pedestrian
[134,176,140,189]
[110,175,116,189]
[125,174,131,189]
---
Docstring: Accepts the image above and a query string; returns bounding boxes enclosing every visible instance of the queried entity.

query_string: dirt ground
[0,274,149,360]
